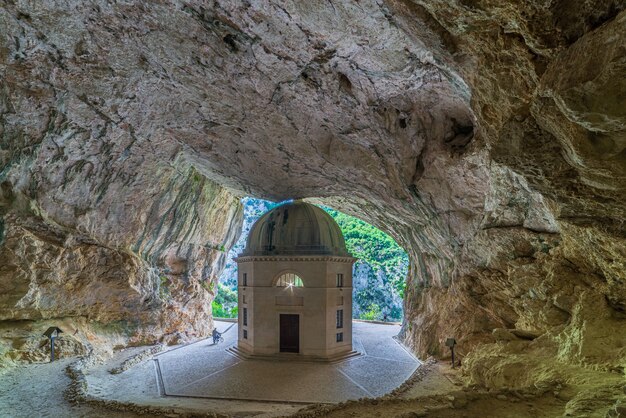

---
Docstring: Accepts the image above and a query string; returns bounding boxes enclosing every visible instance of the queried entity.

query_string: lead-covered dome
[241,201,350,256]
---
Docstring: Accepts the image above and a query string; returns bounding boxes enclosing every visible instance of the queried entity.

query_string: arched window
[276,273,304,287]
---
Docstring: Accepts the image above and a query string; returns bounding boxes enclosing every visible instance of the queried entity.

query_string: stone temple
[234,201,356,360]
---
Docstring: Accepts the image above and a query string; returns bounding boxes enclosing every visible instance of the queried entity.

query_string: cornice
[234,255,357,263]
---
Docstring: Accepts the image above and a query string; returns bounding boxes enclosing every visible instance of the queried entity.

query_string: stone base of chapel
[227,345,362,364]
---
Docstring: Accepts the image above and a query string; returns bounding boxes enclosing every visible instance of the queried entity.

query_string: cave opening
[215,197,408,323]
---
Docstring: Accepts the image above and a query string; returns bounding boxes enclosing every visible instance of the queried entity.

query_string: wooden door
[279,314,299,353]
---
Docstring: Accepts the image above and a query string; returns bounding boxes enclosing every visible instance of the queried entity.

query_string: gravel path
[0,358,141,418]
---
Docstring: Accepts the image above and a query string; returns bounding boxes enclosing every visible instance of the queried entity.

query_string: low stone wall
[109,344,165,375]
[63,349,227,417]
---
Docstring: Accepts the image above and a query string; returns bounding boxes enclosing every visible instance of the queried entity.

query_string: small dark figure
[212,328,222,344]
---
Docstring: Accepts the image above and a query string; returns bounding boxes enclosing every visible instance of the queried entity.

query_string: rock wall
[0,0,625,411]
[0,152,241,360]
[392,0,626,350]
[0,0,243,356]
[386,1,626,414]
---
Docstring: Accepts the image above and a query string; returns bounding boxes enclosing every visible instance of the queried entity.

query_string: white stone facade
[235,202,355,359]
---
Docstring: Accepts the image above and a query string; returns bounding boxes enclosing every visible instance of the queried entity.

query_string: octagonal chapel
[234,201,357,360]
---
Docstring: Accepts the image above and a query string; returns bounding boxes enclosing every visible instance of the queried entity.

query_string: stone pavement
[153,321,420,403]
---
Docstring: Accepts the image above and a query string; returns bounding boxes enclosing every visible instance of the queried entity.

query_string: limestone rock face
[0,0,625,412]
[0,159,242,356]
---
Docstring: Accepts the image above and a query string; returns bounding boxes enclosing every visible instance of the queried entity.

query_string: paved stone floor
[154,321,420,403]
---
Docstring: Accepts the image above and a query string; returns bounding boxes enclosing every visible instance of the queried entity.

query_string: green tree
[213,282,238,318]
[361,303,383,321]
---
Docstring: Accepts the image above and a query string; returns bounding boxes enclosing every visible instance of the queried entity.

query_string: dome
[241,201,350,256]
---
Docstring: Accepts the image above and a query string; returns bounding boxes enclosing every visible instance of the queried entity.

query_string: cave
[1,1,625,417]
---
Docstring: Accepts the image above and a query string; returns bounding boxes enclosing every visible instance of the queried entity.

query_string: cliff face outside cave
[0,0,625,414]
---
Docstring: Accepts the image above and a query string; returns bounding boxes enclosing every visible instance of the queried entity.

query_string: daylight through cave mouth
[216,197,408,322]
